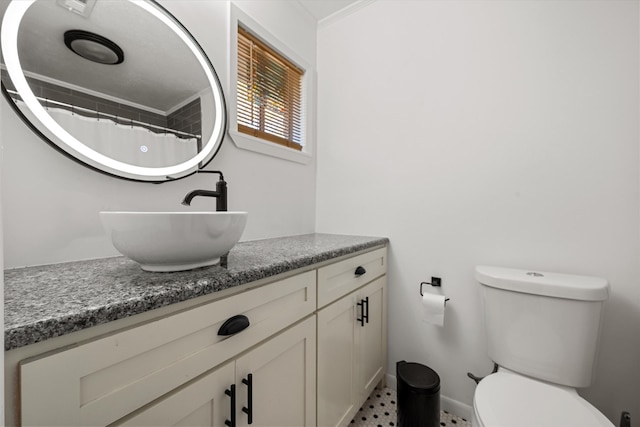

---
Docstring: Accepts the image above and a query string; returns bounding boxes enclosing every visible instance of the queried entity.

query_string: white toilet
[473,265,614,427]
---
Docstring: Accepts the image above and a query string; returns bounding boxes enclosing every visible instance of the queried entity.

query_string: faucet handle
[197,170,225,181]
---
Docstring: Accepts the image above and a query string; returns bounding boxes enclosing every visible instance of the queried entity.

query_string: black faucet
[181,170,227,211]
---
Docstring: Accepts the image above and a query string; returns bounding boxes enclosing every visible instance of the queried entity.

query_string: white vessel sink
[100,211,248,272]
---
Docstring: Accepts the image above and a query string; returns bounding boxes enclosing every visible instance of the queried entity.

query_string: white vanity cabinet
[316,248,387,427]
[20,271,317,427]
[13,245,387,427]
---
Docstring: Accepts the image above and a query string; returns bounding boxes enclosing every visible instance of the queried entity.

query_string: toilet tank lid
[475,266,609,301]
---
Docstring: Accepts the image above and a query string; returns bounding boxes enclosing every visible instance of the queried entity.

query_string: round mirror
[1,0,226,182]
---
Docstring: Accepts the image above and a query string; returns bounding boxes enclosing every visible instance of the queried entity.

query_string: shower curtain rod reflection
[6,89,201,140]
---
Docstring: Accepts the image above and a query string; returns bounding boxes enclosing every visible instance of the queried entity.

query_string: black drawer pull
[357,299,365,326]
[356,296,370,327]
[225,384,236,427]
[364,296,369,324]
[242,374,253,424]
[355,266,366,277]
[218,315,250,336]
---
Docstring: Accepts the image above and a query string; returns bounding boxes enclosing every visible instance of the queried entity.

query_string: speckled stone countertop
[5,233,387,351]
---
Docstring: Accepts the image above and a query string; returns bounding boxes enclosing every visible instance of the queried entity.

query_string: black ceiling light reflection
[64,30,124,65]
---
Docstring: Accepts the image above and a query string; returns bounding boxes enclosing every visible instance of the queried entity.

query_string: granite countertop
[4,233,388,351]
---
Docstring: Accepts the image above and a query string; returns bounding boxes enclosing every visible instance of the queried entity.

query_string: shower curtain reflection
[28,102,199,168]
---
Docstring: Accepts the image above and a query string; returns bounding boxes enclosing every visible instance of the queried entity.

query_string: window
[237,27,303,151]
[229,4,314,164]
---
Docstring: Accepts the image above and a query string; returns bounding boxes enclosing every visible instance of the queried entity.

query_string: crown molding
[318,0,377,29]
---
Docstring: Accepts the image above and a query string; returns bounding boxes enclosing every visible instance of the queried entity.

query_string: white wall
[1,0,317,268]
[0,62,5,422]
[316,0,640,422]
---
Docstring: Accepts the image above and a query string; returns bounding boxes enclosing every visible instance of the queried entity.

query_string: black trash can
[396,360,440,427]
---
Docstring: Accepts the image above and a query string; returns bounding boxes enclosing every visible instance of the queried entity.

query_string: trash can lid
[397,362,440,394]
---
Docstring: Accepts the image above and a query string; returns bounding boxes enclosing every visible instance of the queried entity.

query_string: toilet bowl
[472,370,613,427]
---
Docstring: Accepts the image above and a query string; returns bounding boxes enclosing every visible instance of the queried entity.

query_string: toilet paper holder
[420,277,450,304]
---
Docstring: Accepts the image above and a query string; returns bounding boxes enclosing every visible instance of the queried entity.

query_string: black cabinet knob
[355,266,366,277]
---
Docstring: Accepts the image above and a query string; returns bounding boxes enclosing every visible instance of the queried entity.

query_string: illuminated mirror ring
[1,0,227,182]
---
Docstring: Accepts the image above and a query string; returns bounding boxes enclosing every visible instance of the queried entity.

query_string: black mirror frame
[0,0,227,183]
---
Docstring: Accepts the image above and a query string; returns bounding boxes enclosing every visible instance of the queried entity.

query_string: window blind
[237,26,304,151]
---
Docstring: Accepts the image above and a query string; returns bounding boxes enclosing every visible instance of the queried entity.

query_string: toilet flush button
[526,272,544,277]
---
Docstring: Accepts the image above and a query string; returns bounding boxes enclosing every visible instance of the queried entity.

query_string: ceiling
[296,0,361,22]
[6,1,210,113]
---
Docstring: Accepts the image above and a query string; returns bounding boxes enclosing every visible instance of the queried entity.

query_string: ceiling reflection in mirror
[1,0,226,181]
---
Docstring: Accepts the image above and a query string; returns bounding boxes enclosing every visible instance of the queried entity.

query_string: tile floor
[351,387,471,427]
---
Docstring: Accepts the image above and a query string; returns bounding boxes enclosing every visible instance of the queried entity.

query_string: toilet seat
[473,372,613,427]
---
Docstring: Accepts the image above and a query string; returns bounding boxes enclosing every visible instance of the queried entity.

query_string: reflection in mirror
[1,0,226,181]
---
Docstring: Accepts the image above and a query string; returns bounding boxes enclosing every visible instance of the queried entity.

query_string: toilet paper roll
[421,293,446,327]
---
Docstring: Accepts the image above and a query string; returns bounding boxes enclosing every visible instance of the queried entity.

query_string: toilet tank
[475,266,609,388]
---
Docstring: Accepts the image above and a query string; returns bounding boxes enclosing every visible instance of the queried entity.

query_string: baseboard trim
[441,395,472,421]
[385,373,473,421]
[385,373,397,389]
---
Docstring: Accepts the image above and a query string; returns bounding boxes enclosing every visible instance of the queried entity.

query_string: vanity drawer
[317,247,386,308]
[20,270,316,427]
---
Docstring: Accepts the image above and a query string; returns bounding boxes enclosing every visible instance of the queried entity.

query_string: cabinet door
[357,276,387,401]
[114,361,235,427]
[235,317,316,427]
[317,293,358,427]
